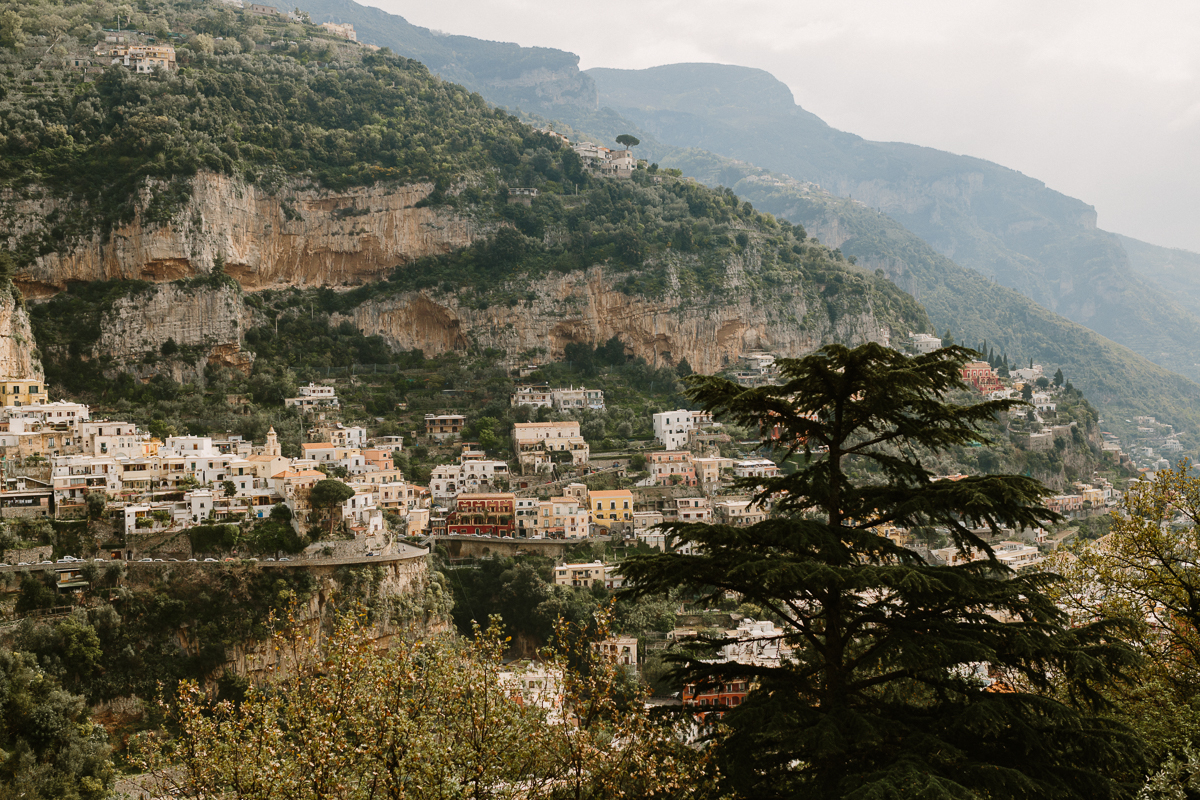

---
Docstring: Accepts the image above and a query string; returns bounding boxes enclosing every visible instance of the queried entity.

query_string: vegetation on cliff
[579,63,1200,396]
[0,0,546,255]
[0,650,113,800]
[3,0,928,360]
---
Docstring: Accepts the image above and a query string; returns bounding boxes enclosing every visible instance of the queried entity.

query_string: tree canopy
[309,478,355,536]
[133,610,711,799]
[620,343,1146,799]
[0,649,114,799]
[1053,463,1200,765]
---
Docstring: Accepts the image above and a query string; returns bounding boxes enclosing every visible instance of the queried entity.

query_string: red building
[960,361,1003,393]
[447,492,516,537]
[682,679,750,718]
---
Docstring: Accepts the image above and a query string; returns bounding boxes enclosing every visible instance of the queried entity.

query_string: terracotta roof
[271,469,325,479]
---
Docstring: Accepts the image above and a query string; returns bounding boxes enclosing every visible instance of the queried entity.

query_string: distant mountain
[584,63,1200,385]
[1118,234,1200,320]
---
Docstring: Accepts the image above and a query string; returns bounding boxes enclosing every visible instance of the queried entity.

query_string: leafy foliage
[132,609,713,800]
[0,649,113,800]
[1052,463,1200,764]
[16,567,317,703]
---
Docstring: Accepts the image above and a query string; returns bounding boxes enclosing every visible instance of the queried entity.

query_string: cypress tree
[621,343,1144,800]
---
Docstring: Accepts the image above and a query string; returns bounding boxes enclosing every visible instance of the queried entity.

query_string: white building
[552,386,604,410]
[1031,392,1057,413]
[512,384,553,409]
[653,409,696,451]
[910,333,942,354]
[78,421,147,458]
[733,458,780,479]
[1011,365,1045,382]
[320,21,356,40]
[285,383,339,409]
[52,455,122,504]
[2,400,90,424]
[429,464,463,501]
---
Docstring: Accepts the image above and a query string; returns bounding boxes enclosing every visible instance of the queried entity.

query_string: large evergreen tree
[620,343,1144,799]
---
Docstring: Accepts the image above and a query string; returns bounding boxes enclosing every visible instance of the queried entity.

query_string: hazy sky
[367,0,1200,253]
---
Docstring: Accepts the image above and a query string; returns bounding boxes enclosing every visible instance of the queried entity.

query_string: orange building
[650,451,696,486]
[448,493,516,537]
[960,361,1003,393]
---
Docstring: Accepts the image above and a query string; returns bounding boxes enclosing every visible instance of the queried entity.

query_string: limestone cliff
[5,172,480,297]
[94,281,254,384]
[0,290,42,381]
[334,262,899,372]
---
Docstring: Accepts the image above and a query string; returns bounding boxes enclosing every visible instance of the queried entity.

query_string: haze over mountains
[302,0,1200,440]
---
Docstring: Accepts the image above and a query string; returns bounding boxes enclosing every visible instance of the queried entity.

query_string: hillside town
[0,332,1143,596]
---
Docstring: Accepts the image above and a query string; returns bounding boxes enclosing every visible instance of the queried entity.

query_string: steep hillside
[2,0,924,386]
[299,0,1200,443]
[1118,234,1200,321]
[582,63,1200,385]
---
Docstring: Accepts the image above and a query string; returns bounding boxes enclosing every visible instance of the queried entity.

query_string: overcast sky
[367,0,1200,253]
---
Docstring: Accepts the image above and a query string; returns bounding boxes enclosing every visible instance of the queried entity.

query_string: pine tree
[1054,367,1065,387]
[621,343,1145,800]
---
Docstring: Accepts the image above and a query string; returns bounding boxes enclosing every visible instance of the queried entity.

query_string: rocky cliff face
[5,172,480,297]
[477,65,599,110]
[335,262,896,372]
[0,290,42,381]
[94,282,253,384]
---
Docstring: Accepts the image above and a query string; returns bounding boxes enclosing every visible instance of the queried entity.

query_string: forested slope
[1,0,926,389]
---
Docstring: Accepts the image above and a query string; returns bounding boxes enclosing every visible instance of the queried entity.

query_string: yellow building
[588,489,633,530]
[0,380,44,407]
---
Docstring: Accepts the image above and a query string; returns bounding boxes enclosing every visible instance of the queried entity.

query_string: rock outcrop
[335,262,896,372]
[0,290,42,381]
[94,282,253,384]
[6,172,479,297]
